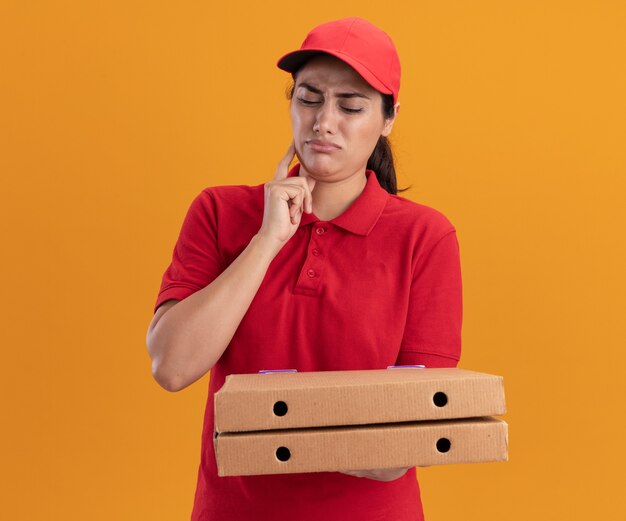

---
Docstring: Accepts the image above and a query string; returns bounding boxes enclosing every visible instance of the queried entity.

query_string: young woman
[147,17,463,521]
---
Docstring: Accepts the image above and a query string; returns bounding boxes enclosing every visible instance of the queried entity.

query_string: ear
[381,102,400,137]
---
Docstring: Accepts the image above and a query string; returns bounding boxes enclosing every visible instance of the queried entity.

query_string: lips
[308,139,340,148]
[306,139,341,153]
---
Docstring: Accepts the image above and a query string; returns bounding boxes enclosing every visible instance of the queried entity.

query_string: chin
[301,156,341,178]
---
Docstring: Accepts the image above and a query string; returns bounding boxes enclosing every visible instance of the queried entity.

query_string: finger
[291,186,308,223]
[273,140,296,181]
[339,470,363,477]
[275,183,305,207]
[283,176,315,214]
[273,178,309,216]
[273,161,315,213]
[289,190,304,222]
[304,175,316,213]
[271,183,305,225]
[292,205,303,225]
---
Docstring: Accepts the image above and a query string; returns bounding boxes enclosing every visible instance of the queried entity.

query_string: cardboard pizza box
[214,416,509,477]
[214,367,506,433]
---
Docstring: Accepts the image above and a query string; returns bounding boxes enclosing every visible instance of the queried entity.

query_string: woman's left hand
[338,466,412,482]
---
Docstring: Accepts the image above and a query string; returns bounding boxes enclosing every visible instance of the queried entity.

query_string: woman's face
[290,54,398,181]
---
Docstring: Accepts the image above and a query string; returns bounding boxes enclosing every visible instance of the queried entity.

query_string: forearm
[148,233,281,391]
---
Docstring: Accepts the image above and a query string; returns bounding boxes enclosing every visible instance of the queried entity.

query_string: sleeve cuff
[154,284,201,314]
[395,349,460,368]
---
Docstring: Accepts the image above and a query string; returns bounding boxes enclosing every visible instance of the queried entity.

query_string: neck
[298,164,368,221]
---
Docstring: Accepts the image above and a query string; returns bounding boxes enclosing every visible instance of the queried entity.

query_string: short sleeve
[153,189,224,314]
[396,229,463,368]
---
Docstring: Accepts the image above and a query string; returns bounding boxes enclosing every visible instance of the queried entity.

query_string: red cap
[276,17,401,104]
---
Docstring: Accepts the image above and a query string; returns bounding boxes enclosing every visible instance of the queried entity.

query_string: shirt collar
[287,163,389,236]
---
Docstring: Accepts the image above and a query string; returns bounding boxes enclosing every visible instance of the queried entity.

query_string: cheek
[349,121,383,153]
[290,108,304,136]
[289,109,307,158]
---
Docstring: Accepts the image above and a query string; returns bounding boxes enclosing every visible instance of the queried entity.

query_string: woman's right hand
[257,140,316,254]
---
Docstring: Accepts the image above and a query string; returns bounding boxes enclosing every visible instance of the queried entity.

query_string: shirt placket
[293,222,330,295]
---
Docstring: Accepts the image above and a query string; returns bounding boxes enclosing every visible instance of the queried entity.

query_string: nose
[313,102,337,134]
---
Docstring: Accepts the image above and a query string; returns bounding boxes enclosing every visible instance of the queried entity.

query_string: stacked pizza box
[213,366,508,477]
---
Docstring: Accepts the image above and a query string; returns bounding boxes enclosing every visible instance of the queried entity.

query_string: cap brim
[276,50,329,73]
[276,49,393,98]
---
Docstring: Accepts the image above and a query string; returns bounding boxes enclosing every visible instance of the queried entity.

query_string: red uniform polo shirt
[154,163,463,521]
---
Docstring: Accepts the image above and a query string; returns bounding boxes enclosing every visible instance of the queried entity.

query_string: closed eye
[296,97,363,114]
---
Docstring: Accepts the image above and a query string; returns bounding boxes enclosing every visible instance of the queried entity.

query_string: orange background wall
[1,1,624,519]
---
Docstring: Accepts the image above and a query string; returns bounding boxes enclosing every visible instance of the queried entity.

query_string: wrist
[251,233,283,261]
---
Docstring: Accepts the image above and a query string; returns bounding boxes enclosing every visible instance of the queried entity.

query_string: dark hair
[286,69,412,195]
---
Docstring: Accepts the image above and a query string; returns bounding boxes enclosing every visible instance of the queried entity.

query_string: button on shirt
[154,163,463,521]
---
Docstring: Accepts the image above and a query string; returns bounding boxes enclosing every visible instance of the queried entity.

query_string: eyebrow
[297,82,371,100]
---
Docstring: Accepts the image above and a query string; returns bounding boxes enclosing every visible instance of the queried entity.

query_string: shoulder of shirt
[192,182,264,206]
[200,182,263,197]
[385,192,457,237]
